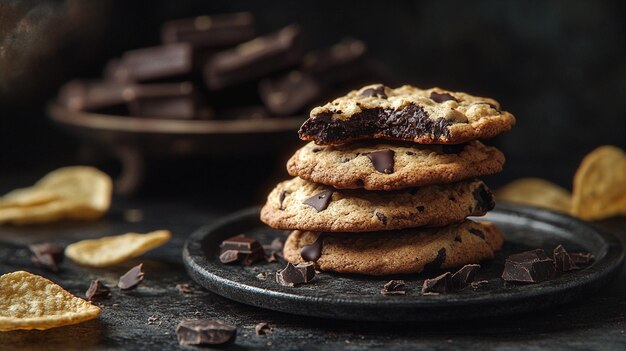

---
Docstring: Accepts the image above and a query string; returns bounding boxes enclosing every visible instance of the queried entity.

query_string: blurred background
[1,0,625,210]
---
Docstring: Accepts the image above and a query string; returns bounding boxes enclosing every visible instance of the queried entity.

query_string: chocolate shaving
[422,272,452,294]
[85,280,111,301]
[118,263,145,290]
[303,189,334,212]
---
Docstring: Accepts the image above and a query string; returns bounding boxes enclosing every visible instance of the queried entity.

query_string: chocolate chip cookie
[260,177,495,232]
[299,84,516,145]
[287,140,504,190]
[283,220,504,276]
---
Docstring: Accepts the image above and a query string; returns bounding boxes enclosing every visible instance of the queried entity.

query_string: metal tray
[183,204,624,322]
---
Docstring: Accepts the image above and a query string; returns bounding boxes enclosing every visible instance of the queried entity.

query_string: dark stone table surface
[0,197,624,350]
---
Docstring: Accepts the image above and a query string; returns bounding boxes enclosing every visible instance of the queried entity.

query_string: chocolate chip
[176,283,194,294]
[359,84,387,98]
[118,263,144,290]
[469,228,485,239]
[311,147,325,153]
[421,272,452,294]
[430,91,458,103]
[501,249,555,283]
[482,102,501,112]
[450,264,480,291]
[553,245,578,272]
[405,151,415,156]
[29,243,64,272]
[423,248,446,272]
[85,280,111,301]
[381,280,406,295]
[472,184,495,212]
[255,322,273,336]
[303,189,334,212]
[279,189,288,210]
[454,236,462,242]
[441,144,466,154]
[365,149,394,174]
[416,205,425,212]
[276,262,316,287]
[570,252,594,265]
[448,195,456,201]
[375,212,387,225]
[219,250,242,264]
[300,235,323,262]
[176,319,237,346]
[356,179,364,187]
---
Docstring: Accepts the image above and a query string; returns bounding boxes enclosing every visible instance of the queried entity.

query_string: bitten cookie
[260,177,495,232]
[283,220,504,276]
[299,84,516,145]
[287,140,505,190]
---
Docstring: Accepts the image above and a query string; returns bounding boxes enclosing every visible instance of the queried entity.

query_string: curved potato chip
[572,145,626,220]
[496,178,572,213]
[65,230,172,267]
[0,271,100,331]
[0,166,112,225]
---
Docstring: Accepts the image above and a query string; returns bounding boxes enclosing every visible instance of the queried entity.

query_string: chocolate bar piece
[118,263,145,290]
[422,264,481,294]
[259,71,321,115]
[176,319,237,346]
[58,80,134,111]
[422,272,452,294]
[219,234,265,265]
[502,249,555,283]
[275,262,316,287]
[204,25,303,90]
[161,12,255,49]
[106,43,193,82]
[552,245,578,272]
[126,82,210,119]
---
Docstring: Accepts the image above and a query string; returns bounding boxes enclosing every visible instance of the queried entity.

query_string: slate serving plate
[183,204,624,322]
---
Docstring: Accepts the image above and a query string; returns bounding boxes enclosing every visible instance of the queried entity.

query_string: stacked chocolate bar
[261,84,516,276]
[58,12,380,120]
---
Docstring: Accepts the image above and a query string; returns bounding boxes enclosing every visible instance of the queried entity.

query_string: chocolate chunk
[359,84,387,98]
[365,149,395,174]
[299,103,452,145]
[107,43,193,82]
[278,189,288,210]
[300,235,323,262]
[375,212,387,225]
[469,228,485,239]
[176,283,194,294]
[472,184,495,212]
[29,243,64,272]
[423,248,446,272]
[219,250,242,264]
[430,91,459,103]
[441,144,466,154]
[303,38,367,86]
[416,205,425,212]
[85,280,111,301]
[450,264,480,291]
[303,189,334,212]
[454,235,462,242]
[127,82,203,119]
[255,322,273,336]
[501,249,555,283]
[422,272,452,294]
[553,245,578,272]
[204,25,303,90]
[276,262,316,287]
[381,280,406,295]
[57,80,133,111]
[118,263,145,290]
[570,252,594,265]
[311,147,325,153]
[259,70,322,116]
[406,151,415,156]
[161,13,255,49]
[176,319,237,346]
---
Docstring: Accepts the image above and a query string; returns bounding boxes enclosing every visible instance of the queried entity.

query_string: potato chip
[0,166,112,225]
[572,145,626,220]
[0,271,100,331]
[496,178,572,213]
[65,230,172,267]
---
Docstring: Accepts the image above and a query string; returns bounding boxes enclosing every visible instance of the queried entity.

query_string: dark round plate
[182,204,624,322]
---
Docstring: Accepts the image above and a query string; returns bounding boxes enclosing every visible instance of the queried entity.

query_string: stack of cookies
[261,84,516,276]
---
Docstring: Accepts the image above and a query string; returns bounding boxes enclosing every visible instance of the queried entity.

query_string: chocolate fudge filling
[299,103,453,144]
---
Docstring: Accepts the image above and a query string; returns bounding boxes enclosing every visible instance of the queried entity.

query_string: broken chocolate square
[422,272,452,294]
[570,252,594,266]
[176,319,237,346]
[501,249,555,283]
[29,243,64,272]
[118,263,145,290]
[276,262,316,287]
[380,280,406,295]
[553,245,578,272]
[450,264,480,291]
[219,234,265,265]
[85,280,112,301]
